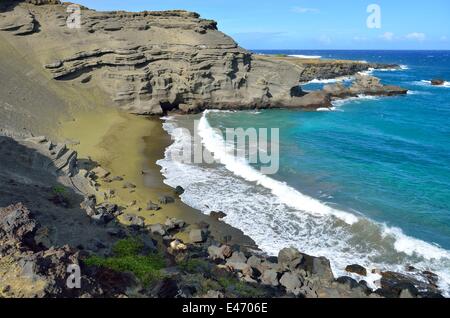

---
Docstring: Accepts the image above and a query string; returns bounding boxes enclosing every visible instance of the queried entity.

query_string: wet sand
[59,106,256,248]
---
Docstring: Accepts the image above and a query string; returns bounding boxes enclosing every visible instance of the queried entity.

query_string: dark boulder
[299,252,334,282]
[336,276,360,289]
[345,264,367,276]
[209,211,227,220]
[380,271,439,297]
[174,186,185,195]
[0,203,37,247]
[431,79,445,86]
[152,278,180,298]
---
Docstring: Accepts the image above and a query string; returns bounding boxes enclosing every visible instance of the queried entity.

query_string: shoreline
[0,0,447,299]
[59,106,257,249]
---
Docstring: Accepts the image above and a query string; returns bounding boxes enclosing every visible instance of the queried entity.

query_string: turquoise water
[158,50,450,293]
[229,50,450,249]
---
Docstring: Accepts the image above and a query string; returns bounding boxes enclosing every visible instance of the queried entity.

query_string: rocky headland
[0,1,435,299]
[1,0,406,118]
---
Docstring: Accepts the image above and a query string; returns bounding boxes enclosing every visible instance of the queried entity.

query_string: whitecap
[332,94,381,107]
[414,80,450,88]
[303,76,353,85]
[156,114,450,296]
[317,107,335,112]
[198,110,359,225]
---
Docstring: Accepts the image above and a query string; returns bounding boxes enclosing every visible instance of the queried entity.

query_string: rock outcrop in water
[431,79,445,86]
[0,0,404,115]
[323,74,408,99]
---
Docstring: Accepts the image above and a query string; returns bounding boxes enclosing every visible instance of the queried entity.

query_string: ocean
[157,50,450,294]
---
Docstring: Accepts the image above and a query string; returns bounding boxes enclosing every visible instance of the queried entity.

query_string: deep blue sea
[158,50,450,293]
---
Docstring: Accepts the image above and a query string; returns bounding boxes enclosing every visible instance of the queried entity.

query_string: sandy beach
[59,106,256,248]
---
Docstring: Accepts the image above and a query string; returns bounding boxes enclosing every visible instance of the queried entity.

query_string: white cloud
[406,32,426,41]
[292,7,320,14]
[380,32,395,41]
[441,35,448,41]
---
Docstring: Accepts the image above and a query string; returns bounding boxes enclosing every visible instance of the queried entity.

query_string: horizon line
[251,49,450,51]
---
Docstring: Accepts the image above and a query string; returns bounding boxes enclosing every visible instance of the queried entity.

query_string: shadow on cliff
[0,135,187,297]
[0,0,24,13]
[0,135,130,254]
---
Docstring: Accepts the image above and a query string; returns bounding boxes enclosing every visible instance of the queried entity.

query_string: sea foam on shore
[157,112,450,295]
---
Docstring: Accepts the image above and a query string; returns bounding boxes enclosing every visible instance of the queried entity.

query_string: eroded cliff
[0,0,401,116]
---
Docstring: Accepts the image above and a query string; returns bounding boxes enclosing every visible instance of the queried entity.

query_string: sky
[75,0,450,50]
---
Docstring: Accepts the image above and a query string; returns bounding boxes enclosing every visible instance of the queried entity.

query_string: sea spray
[157,112,450,295]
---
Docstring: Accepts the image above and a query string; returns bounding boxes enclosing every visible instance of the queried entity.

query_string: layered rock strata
[0,0,405,115]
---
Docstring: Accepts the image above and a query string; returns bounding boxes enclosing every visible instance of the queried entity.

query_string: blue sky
[75,0,450,50]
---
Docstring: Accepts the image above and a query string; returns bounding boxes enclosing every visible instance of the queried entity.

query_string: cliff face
[0,0,389,115]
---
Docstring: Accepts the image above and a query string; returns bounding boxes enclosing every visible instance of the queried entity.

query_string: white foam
[416,80,450,88]
[332,94,381,107]
[358,68,375,76]
[157,114,450,296]
[382,225,450,260]
[407,90,431,95]
[289,54,322,59]
[374,65,409,72]
[317,107,336,112]
[304,76,353,85]
[304,65,407,86]
[198,110,359,225]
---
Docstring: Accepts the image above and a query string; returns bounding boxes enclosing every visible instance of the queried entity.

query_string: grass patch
[112,237,143,256]
[178,258,211,273]
[85,238,166,286]
[218,277,266,298]
[52,185,67,195]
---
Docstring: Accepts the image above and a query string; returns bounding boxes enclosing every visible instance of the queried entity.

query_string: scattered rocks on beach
[189,229,207,243]
[149,224,167,236]
[0,1,443,300]
[209,211,227,220]
[123,213,145,228]
[80,196,120,225]
[174,186,185,196]
[122,182,136,189]
[91,166,110,179]
[165,218,186,231]
[159,195,175,205]
[146,201,161,211]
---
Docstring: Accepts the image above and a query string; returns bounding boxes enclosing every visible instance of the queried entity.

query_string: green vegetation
[178,258,211,273]
[52,185,67,195]
[112,237,144,256]
[85,238,166,286]
[217,277,266,298]
[273,54,288,57]
[50,185,71,208]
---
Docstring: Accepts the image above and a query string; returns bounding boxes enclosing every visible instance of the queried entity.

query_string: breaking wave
[156,112,450,295]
